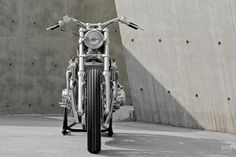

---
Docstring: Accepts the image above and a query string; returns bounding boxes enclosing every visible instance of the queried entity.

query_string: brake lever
[61,29,83,38]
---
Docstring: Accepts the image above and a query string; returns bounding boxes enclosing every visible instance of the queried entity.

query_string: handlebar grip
[128,24,138,30]
[130,22,138,27]
[46,23,60,30]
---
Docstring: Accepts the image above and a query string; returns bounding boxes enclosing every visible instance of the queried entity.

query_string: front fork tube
[104,69,110,114]
[77,28,85,115]
[77,70,84,115]
[66,70,70,89]
[104,29,110,114]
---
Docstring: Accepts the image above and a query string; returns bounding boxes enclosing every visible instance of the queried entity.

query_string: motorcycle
[46,15,142,154]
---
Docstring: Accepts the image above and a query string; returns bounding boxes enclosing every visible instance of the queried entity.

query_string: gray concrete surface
[1,116,236,157]
[112,106,135,121]
[0,0,131,115]
[0,0,70,114]
[115,0,236,133]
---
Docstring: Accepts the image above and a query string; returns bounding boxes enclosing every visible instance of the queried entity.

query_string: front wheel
[87,69,101,154]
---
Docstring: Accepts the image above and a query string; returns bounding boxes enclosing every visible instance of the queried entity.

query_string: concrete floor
[0,116,236,157]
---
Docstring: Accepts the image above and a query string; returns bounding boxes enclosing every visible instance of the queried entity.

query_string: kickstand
[108,118,114,137]
[62,108,70,135]
[61,108,86,135]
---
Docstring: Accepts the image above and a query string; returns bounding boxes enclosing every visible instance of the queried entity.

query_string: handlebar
[46,15,143,31]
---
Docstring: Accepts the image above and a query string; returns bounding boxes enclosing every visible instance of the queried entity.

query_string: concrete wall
[0,0,131,114]
[115,0,236,133]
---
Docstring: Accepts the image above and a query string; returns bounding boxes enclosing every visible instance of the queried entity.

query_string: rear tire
[87,69,101,154]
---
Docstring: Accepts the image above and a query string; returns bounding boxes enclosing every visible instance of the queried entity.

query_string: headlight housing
[84,30,104,49]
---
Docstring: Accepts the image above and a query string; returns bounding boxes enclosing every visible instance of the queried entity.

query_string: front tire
[87,69,101,154]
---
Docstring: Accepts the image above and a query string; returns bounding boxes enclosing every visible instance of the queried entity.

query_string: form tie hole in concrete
[168,90,171,94]
[6,105,9,108]
[29,104,32,107]
[140,88,143,92]
[52,104,55,107]
[54,64,57,68]
[9,63,12,66]
[33,22,36,25]
[31,62,34,66]
[11,20,14,23]
[218,41,221,45]
[158,39,162,43]
[131,38,134,42]
[186,40,189,44]
[227,97,231,101]
[195,94,199,98]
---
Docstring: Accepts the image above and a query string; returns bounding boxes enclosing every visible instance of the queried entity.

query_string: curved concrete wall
[0,0,70,114]
[0,0,131,114]
[115,0,236,133]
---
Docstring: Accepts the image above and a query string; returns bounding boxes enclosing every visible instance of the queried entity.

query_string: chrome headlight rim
[84,30,104,49]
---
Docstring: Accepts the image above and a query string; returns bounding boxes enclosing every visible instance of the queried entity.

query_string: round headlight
[84,30,104,49]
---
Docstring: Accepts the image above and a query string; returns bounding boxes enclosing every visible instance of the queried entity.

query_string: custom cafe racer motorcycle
[47,15,142,153]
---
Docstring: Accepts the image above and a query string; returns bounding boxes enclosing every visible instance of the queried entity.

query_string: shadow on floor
[100,133,236,157]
